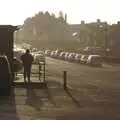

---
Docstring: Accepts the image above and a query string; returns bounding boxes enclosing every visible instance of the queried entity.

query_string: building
[69,19,108,48]
[107,22,120,57]
[69,20,91,47]
[86,19,108,47]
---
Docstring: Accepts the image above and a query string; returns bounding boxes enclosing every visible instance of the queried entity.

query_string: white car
[45,50,51,56]
[32,51,44,55]
[86,55,102,67]
[64,52,69,60]
[14,50,24,61]
[74,53,82,62]
[33,53,45,63]
[50,51,56,58]
[80,55,89,64]
[59,52,65,59]
[68,53,76,61]
[54,50,61,58]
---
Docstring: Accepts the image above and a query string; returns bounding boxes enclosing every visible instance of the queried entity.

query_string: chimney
[65,14,67,23]
[81,20,85,24]
[97,19,101,23]
[117,21,120,24]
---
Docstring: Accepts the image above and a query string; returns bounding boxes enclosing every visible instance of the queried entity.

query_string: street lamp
[95,24,104,47]
[104,22,108,50]
[97,22,108,49]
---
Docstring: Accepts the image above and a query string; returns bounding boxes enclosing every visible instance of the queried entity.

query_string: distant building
[69,21,91,46]
[86,19,108,47]
[107,22,120,57]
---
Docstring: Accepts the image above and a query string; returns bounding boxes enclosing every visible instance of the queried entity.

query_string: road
[46,57,120,119]
[0,57,120,120]
[46,57,120,88]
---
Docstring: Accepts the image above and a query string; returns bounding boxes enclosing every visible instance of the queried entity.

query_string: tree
[58,11,65,23]
[16,11,74,49]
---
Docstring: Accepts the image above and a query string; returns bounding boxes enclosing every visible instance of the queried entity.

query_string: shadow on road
[65,88,81,108]
[47,80,82,108]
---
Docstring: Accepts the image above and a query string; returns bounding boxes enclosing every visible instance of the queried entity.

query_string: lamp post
[97,22,108,50]
[104,22,108,50]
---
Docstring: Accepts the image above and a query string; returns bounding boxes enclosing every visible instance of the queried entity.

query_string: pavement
[0,78,80,120]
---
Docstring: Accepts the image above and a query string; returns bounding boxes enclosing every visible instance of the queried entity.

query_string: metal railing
[14,61,46,83]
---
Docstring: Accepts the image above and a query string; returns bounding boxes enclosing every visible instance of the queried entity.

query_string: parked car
[32,51,44,55]
[33,53,45,63]
[50,51,56,58]
[0,55,12,96]
[67,53,72,61]
[74,53,82,62]
[86,55,102,67]
[64,52,69,60]
[54,50,61,58]
[83,46,105,55]
[59,52,66,60]
[31,48,38,52]
[68,53,76,62]
[80,55,89,64]
[14,50,24,61]
[45,50,51,56]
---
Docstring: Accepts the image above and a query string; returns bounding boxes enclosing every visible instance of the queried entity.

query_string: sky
[1,0,120,25]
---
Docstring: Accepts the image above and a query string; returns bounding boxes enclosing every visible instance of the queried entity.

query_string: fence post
[63,71,67,90]
[43,62,45,82]
[39,62,41,81]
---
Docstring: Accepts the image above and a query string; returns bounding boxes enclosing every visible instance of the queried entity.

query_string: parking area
[45,49,108,67]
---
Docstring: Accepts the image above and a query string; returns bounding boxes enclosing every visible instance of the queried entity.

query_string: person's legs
[24,67,27,83]
[27,66,31,83]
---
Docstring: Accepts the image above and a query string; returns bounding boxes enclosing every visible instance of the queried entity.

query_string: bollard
[39,63,41,81]
[63,71,67,90]
[43,62,45,82]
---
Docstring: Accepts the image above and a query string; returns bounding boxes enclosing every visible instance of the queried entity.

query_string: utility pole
[104,22,108,50]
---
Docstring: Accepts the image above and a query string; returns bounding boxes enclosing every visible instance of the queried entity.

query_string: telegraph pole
[104,22,108,50]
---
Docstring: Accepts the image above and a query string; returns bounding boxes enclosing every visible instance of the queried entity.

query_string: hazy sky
[1,0,120,25]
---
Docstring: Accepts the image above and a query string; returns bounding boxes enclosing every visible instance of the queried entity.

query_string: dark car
[0,55,12,96]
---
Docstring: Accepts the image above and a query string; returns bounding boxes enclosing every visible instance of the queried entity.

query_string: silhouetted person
[20,49,34,83]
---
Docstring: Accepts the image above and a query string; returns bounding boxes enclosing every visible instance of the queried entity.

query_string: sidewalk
[14,79,79,119]
[0,76,80,120]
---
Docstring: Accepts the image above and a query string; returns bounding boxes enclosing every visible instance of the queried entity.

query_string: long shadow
[0,88,20,120]
[65,88,81,108]
[25,86,44,111]
[48,80,81,108]
[46,80,81,108]
[44,85,56,106]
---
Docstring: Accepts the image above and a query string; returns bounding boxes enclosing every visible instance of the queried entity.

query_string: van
[86,55,102,67]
